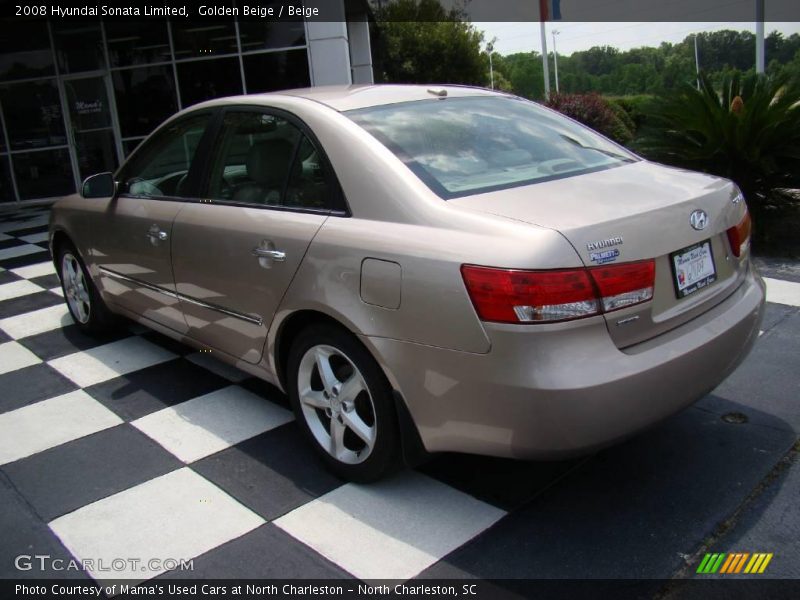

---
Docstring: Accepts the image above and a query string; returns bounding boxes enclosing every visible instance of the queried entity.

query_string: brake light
[726,211,752,258]
[461,260,655,324]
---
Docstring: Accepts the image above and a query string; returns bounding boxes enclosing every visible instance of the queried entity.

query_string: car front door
[170,109,339,364]
[94,110,215,334]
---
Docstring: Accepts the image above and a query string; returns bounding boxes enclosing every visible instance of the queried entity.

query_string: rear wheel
[56,242,116,334]
[287,324,400,482]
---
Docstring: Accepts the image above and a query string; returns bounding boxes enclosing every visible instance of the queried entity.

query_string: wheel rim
[297,344,377,465]
[61,252,91,324]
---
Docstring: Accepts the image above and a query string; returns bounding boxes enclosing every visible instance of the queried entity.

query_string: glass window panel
[64,77,112,131]
[112,65,178,138]
[238,16,305,51]
[0,20,54,81]
[119,112,212,198]
[122,138,144,158]
[1,80,67,151]
[0,155,15,203]
[52,21,105,74]
[12,149,75,200]
[206,111,301,206]
[285,136,331,209]
[105,21,171,67]
[243,49,310,94]
[74,130,118,182]
[176,57,242,107]
[171,18,238,60]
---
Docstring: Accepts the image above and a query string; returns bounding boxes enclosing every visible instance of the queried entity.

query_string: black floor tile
[192,423,343,521]
[0,250,51,270]
[0,270,21,284]
[3,425,183,521]
[0,291,61,320]
[20,323,131,362]
[0,363,79,414]
[86,357,231,421]
[0,473,90,579]
[156,523,352,580]
[29,273,61,290]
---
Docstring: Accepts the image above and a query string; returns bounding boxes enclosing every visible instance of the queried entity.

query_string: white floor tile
[132,385,293,463]
[274,471,506,581]
[0,244,43,261]
[20,231,49,244]
[49,287,64,297]
[186,351,249,382]
[0,341,42,375]
[49,468,264,582]
[764,277,800,308]
[0,304,71,339]
[11,261,56,279]
[48,336,177,387]
[0,390,122,465]
[0,280,44,301]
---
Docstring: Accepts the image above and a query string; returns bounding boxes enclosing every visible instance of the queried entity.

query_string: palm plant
[634,72,800,214]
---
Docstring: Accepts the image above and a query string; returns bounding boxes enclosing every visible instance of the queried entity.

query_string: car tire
[287,323,401,482]
[56,241,117,334]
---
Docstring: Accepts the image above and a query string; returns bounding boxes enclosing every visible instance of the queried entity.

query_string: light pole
[694,34,701,90]
[552,29,560,93]
[487,42,494,89]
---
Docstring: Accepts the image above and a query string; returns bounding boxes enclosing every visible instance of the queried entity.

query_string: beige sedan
[50,85,765,481]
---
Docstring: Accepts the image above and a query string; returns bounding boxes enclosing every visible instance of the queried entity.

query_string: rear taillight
[461,259,655,324]
[726,211,752,258]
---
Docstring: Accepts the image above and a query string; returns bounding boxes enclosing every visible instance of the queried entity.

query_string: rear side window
[346,96,637,199]
[205,111,331,210]
[118,112,211,198]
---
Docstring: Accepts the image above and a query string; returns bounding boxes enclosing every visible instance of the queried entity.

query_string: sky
[475,21,800,57]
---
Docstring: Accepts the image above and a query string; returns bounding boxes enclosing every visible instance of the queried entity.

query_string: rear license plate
[671,240,717,298]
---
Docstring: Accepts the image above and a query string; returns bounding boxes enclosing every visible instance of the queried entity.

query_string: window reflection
[113,65,178,138]
[171,20,238,59]
[177,57,243,107]
[52,21,106,73]
[243,50,310,94]
[0,20,54,81]
[1,81,67,151]
[238,19,305,51]
[0,156,14,203]
[12,149,75,200]
[105,22,171,67]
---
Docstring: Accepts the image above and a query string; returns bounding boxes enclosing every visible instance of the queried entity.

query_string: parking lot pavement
[0,203,798,588]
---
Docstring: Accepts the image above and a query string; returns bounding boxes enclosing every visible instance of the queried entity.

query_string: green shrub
[545,92,634,146]
[634,72,800,213]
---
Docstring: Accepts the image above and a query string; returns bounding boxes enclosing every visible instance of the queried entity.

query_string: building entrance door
[61,74,120,184]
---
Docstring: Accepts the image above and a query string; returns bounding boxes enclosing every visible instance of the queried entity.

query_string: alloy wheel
[296,344,377,464]
[61,252,91,324]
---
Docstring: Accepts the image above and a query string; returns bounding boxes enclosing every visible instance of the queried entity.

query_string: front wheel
[287,324,401,482]
[57,242,116,334]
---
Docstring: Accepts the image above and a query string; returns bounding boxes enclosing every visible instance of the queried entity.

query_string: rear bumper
[364,265,765,459]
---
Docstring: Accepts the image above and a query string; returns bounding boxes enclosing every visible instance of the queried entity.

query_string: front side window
[206,111,330,210]
[119,112,212,198]
[346,96,638,199]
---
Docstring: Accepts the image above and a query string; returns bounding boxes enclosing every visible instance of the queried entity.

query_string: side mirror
[81,172,116,198]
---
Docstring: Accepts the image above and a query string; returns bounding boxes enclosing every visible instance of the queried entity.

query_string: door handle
[252,247,286,261]
[146,225,168,242]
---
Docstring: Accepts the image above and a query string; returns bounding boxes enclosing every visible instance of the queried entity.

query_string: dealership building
[0,1,373,204]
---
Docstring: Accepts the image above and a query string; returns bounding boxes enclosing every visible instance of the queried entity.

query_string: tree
[372,0,488,86]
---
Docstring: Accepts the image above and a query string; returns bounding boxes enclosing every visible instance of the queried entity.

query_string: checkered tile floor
[1,203,799,584]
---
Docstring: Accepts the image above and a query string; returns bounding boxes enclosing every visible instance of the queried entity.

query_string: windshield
[346,96,638,199]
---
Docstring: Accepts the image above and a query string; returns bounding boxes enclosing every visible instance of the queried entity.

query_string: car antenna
[427,88,447,98]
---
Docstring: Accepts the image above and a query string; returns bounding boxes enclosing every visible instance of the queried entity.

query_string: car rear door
[94,110,217,334]
[170,108,339,364]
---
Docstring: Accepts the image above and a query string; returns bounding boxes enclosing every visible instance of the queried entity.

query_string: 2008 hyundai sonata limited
[50,84,765,481]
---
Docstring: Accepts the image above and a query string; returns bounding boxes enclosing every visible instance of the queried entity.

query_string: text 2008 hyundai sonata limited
[50,85,765,481]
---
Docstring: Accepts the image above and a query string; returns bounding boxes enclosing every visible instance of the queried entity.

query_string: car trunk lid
[449,161,751,348]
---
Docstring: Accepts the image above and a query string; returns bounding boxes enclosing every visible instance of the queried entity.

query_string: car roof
[194,84,506,113]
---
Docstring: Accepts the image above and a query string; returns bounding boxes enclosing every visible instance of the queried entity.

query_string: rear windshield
[346,96,637,199]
